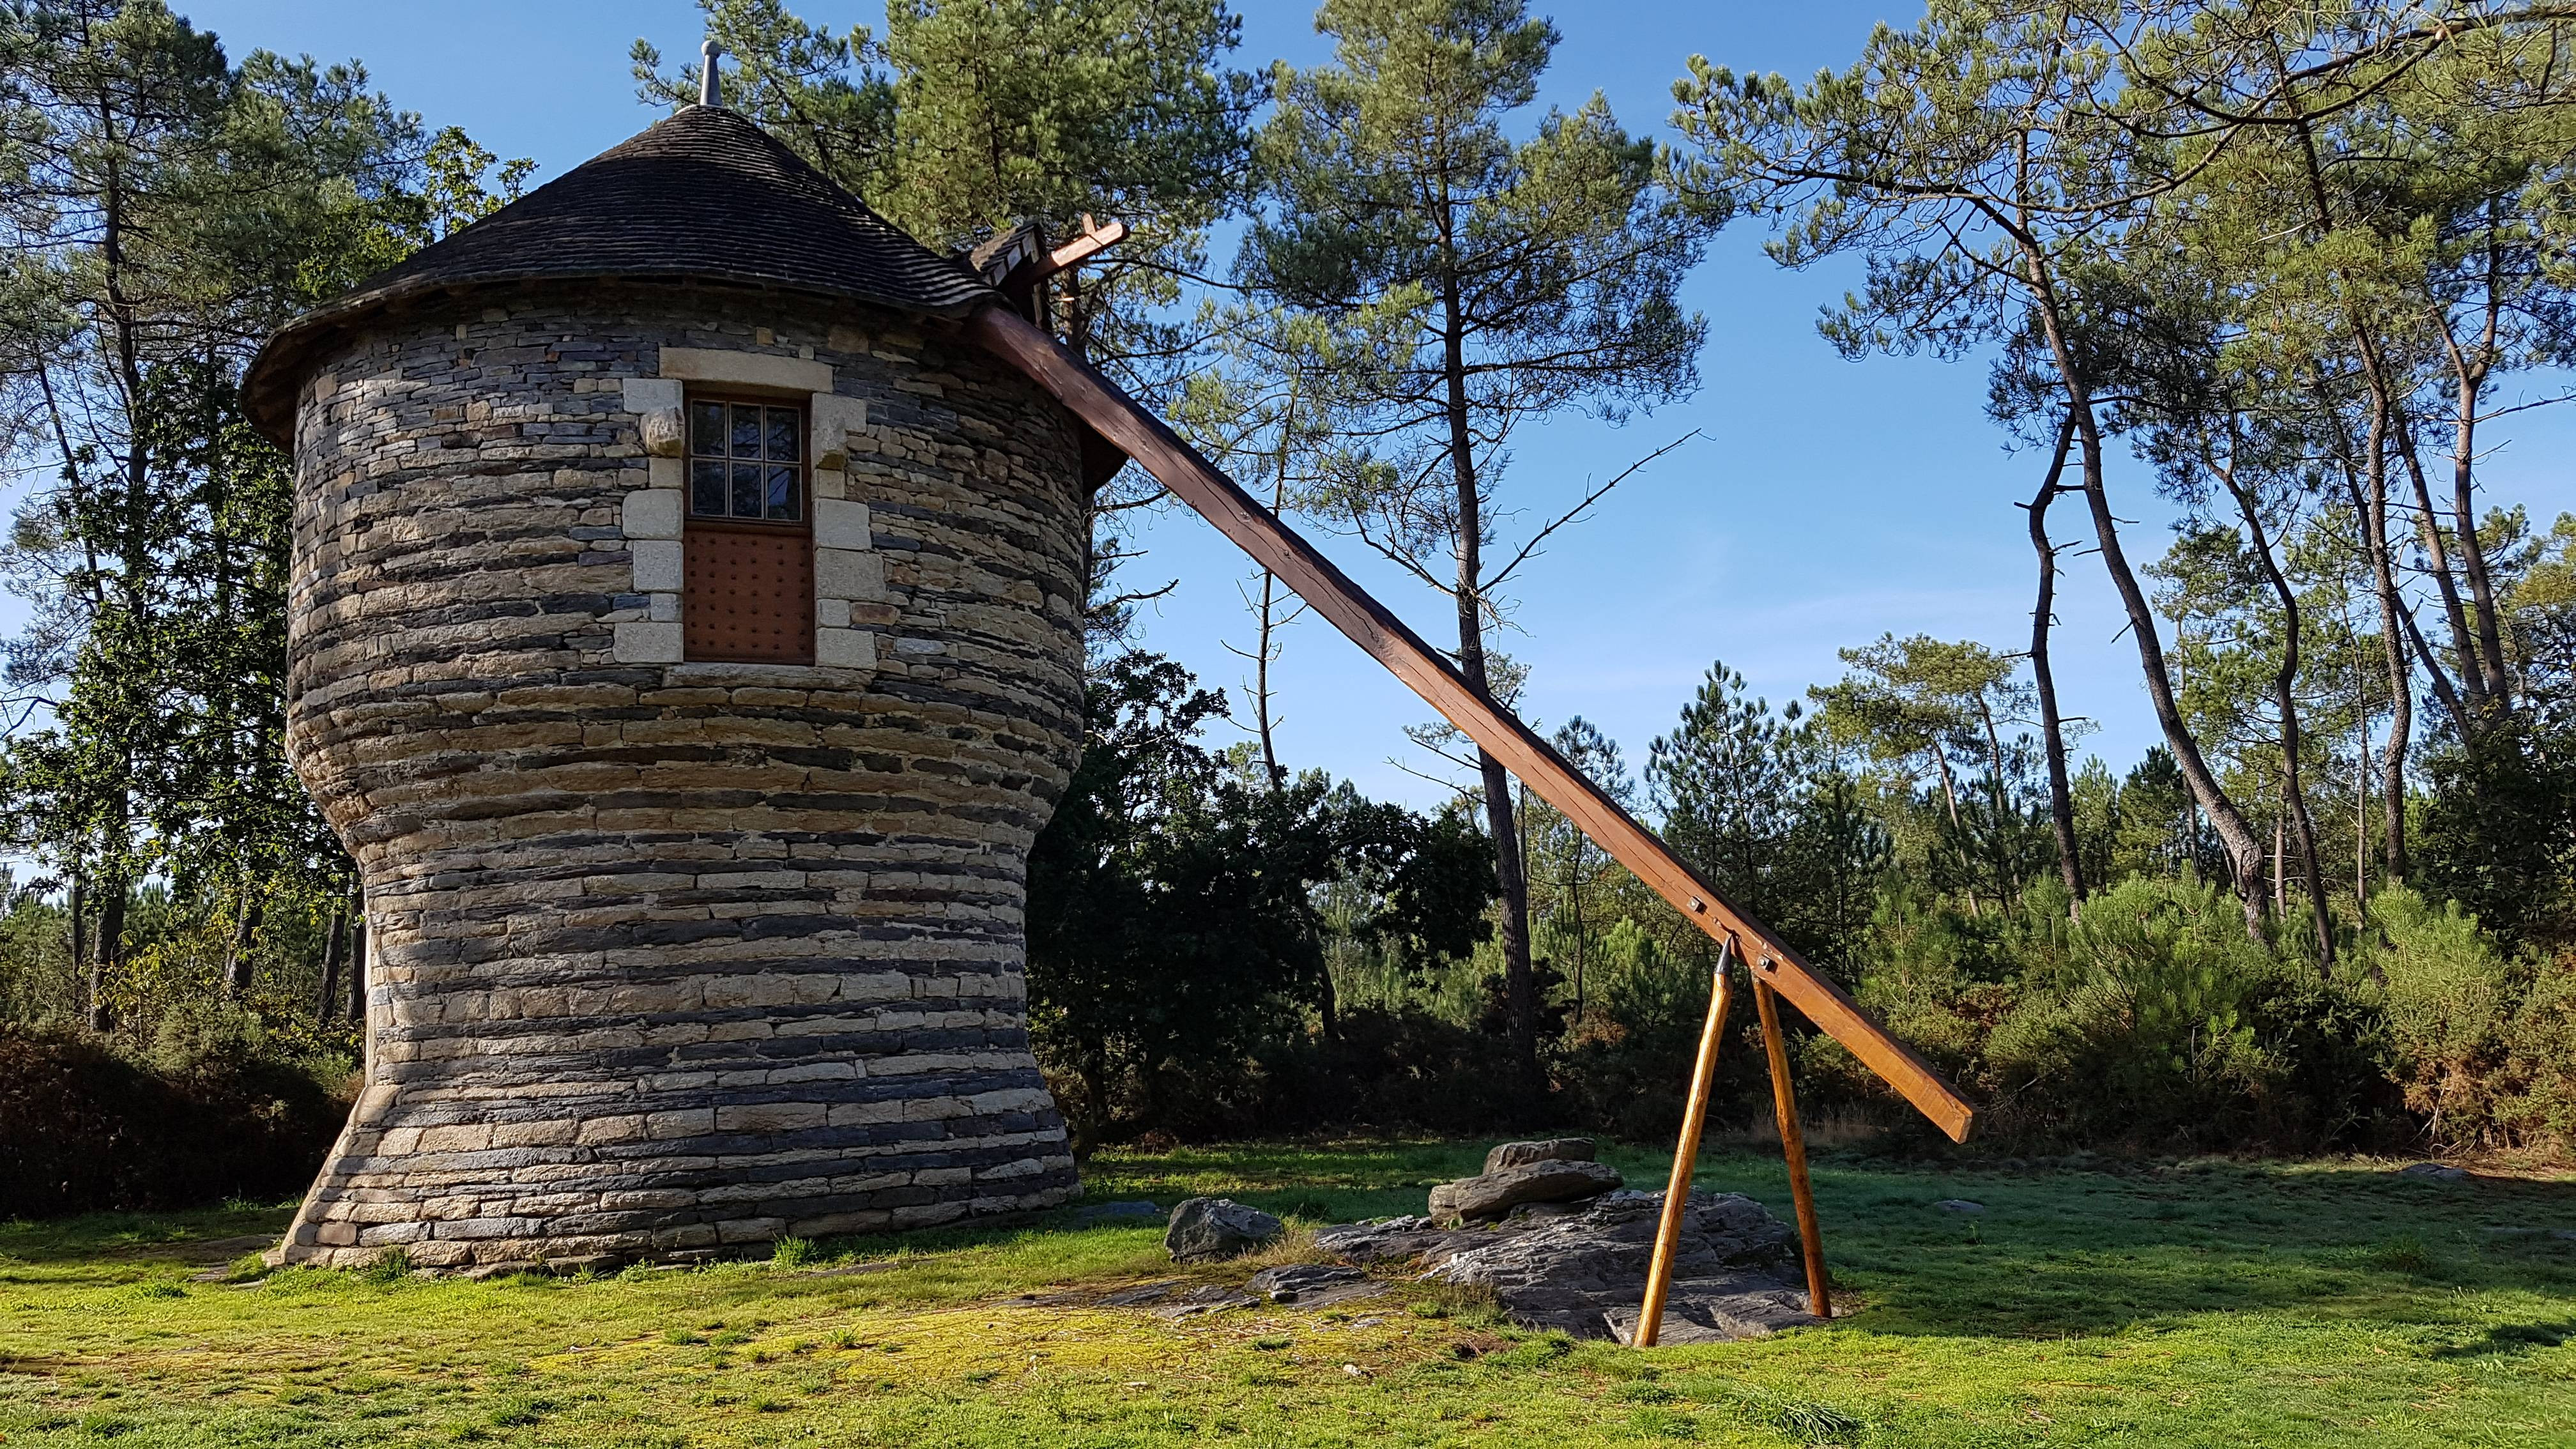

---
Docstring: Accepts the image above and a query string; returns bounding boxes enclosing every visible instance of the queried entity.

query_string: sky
[164,0,2576,811]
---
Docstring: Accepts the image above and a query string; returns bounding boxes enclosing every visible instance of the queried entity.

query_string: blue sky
[171,0,2576,810]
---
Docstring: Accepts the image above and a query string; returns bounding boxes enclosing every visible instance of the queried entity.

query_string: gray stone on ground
[2397,1162,2469,1182]
[1157,1283,1260,1319]
[1312,1215,1487,1265]
[1096,1280,1184,1307]
[1429,1158,1623,1223]
[1933,1199,1986,1214]
[1322,1189,1817,1342]
[1484,1137,1597,1174]
[1245,1263,1375,1305]
[1165,1198,1284,1262]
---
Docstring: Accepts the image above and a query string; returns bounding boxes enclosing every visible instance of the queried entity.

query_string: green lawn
[5,1140,2574,1446]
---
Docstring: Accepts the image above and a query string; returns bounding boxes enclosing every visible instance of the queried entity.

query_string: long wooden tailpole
[1637,941,1735,1347]
[965,305,1974,1144]
[1755,977,1830,1319]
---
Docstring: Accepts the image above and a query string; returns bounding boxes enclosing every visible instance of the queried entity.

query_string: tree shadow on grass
[2432,1319,2576,1357]
[0,1202,294,1268]
[1799,1157,2576,1340]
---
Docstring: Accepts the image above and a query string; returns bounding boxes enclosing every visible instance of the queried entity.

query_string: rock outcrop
[1316,1188,1819,1343]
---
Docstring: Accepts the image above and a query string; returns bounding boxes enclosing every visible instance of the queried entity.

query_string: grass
[2,1140,2573,1445]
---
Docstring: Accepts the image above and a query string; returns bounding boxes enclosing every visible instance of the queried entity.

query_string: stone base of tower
[272,984,1080,1272]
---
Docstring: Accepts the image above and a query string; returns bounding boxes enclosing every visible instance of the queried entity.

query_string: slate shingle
[245,105,997,442]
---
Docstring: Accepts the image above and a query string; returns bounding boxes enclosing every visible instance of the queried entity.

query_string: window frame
[680,388,816,666]
[683,391,811,531]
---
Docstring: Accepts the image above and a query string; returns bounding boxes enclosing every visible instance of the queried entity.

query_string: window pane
[766,466,797,521]
[689,401,724,457]
[691,460,727,517]
[732,463,763,518]
[767,408,800,462]
[730,404,762,458]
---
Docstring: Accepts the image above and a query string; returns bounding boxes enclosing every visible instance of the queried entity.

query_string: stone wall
[274,284,1087,1268]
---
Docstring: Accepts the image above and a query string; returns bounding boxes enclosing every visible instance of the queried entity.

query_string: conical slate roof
[243,105,999,443]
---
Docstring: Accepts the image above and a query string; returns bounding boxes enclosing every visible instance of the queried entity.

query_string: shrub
[1983,878,2289,1146]
[0,1023,351,1215]
[2370,887,2517,1145]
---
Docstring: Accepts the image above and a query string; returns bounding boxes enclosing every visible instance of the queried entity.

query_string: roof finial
[698,39,724,109]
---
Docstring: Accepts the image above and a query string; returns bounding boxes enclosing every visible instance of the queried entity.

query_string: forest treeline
[1,0,2573,1211]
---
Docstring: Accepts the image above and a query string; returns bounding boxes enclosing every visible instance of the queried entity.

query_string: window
[682,395,814,664]
[689,398,804,522]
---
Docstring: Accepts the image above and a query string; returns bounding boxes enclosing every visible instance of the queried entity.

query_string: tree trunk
[347,900,367,1029]
[2354,413,2412,884]
[2221,464,2336,966]
[1929,749,1961,829]
[2067,402,2267,930]
[2450,230,2513,712]
[2394,411,2481,725]
[2018,236,2266,929]
[223,887,261,993]
[93,882,125,1034]
[1441,282,1538,1105]
[2025,413,2083,905]
[316,906,346,1027]
[69,874,92,1030]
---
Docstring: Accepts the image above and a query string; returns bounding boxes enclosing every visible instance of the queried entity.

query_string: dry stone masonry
[247,102,1103,1269]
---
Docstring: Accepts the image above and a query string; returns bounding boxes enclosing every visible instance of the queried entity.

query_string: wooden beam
[1032,215,1128,282]
[1755,977,1831,1319]
[1637,944,1734,1347]
[965,303,1974,1144]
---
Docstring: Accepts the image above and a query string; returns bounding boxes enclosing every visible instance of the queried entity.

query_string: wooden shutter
[684,523,815,663]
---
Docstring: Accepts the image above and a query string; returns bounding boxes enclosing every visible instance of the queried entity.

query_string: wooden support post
[1637,940,1735,1347]
[1754,970,1830,1319]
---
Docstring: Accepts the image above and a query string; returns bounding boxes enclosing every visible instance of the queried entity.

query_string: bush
[0,1020,352,1216]
[2370,887,2517,1144]
[2501,952,2576,1149]
[1981,878,2292,1146]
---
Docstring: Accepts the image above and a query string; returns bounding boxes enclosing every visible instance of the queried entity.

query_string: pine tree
[1242,0,1706,1100]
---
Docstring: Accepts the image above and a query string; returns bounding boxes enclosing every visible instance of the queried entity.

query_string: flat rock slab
[1601,1277,1819,1344]
[1312,1215,1494,1265]
[1245,1263,1384,1308]
[1156,1284,1260,1320]
[1429,1159,1623,1222]
[2398,1163,2469,1182]
[1094,1280,1188,1308]
[1324,1190,1814,1342]
[1485,1138,1597,1173]
[1933,1199,1986,1214]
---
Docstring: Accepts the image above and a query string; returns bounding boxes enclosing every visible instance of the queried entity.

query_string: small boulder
[1933,1199,1985,1215]
[1429,1158,1623,1223]
[1484,1137,1597,1174]
[1165,1197,1284,1262]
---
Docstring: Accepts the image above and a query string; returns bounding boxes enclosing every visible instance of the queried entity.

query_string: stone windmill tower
[248,52,1977,1294]
[244,77,1108,1269]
